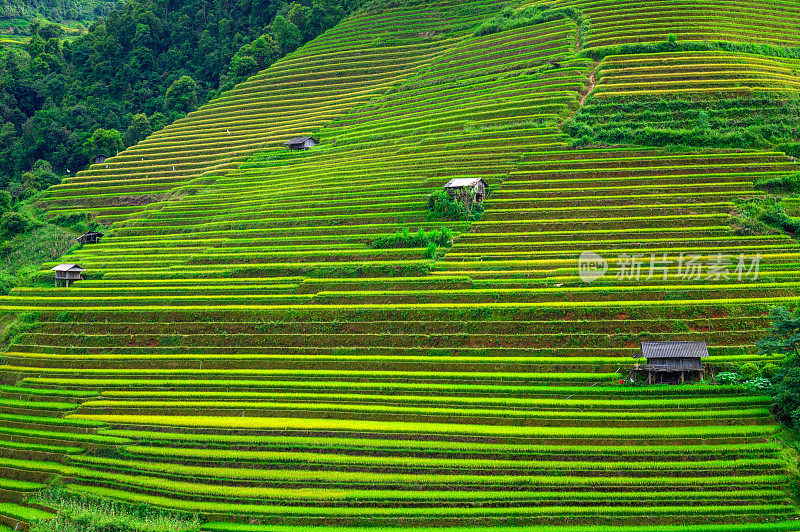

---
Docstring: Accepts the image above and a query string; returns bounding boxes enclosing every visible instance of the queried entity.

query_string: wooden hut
[77,231,103,244]
[51,263,86,287]
[443,177,487,208]
[283,137,318,150]
[92,154,108,164]
[637,341,709,384]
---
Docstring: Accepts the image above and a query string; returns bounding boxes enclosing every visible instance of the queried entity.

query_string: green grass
[201,524,800,532]
[0,502,54,521]
[0,224,78,277]
[68,414,779,438]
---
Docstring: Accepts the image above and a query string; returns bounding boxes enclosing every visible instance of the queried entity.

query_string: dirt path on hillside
[558,62,599,131]
[580,68,597,107]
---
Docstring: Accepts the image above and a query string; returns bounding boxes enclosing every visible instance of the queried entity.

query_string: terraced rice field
[36,0,503,224]
[566,50,800,151]
[1,0,799,530]
[593,52,800,98]
[569,95,800,145]
[530,0,800,49]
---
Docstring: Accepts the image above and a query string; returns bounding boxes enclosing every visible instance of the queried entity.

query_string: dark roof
[283,136,318,146]
[444,177,486,189]
[93,154,108,158]
[76,231,103,242]
[50,263,86,272]
[641,341,709,359]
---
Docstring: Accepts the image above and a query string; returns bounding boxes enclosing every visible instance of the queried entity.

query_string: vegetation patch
[29,486,200,532]
[427,190,483,222]
[0,310,39,345]
[730,197,800,237]
[371,227,453,259]
[474,4,583,38]
[566,96,800,151]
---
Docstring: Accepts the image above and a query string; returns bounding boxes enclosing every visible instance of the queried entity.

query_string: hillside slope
[1,0,800,530]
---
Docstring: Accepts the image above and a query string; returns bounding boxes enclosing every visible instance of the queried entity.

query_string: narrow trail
[580,66,598,107]
[558,62,599,131]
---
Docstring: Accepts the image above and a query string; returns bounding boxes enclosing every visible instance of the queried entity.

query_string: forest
[1,0,116,24]
[0,0,357,201]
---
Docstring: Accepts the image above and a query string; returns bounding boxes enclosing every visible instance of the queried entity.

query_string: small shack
[283,137,318,150]
[51,263,86,287]
[77,231,103,245]
[92,154,108,165]
[636,341,709,384]
[444,177,487,208]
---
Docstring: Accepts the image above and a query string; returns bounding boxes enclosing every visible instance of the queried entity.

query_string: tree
[19,160,60,192]
[271,15,302,54]
[32,160,53,173]
[0,123,17,149]
[149,112,167,131]
[757,306,800,356]
[0,0,359,192]
[227,34,279,82]
[124,113,153,146]
[759,306,800,434]
[774,366,800,432]
[0,191,12,213]
[89,128,124,158]
[229,54,258,80]
[0,211,27,236]
[248,35,279,70]
[288,3,312,39]
[165,75,199,114]
[39,25,66,40]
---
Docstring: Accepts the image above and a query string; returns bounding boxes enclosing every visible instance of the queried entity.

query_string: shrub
[474,5,582,37]
[717,372,742,384]
[732,198,800,237]
[773,365,800,433]
[757,306,800,434]
[762,362,781,379]
[422,242,438,259]
[777,141,800,158]
[30,485,200,532]
[743,377,773,394]
[0,211,28,236]
[755,173,800,194]
[427,190,483,221]
[739,362,760,380]
[165,75,199,115]
[371,227,453,249]
[0,190,12,213]
[757,306,800,356]
[49,211,98,233]
[0,272,17,295]
[1,310,40,344]
[759,204,800,235]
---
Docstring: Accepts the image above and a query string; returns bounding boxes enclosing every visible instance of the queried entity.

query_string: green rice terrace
[1,0,800,530]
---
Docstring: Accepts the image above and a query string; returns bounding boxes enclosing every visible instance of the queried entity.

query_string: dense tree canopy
[2,0,116,25]
[0,0,357,198]
[758,306,800,435]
